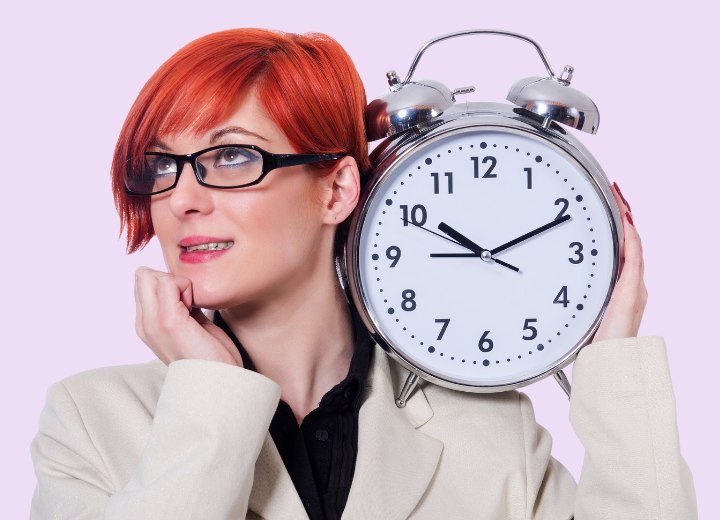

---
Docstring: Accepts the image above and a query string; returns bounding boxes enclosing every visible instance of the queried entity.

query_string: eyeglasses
[124,144,346,195]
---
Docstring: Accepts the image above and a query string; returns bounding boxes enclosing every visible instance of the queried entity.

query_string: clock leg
[554,370,572,399]
[396,371,420,408]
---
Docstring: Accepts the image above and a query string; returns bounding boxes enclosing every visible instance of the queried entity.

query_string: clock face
[356,127,618,388]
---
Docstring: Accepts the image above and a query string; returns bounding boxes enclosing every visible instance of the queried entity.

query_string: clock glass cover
[357,126,617,388]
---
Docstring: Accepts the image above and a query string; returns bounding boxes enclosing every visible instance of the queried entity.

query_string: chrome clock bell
[346,30,624,407]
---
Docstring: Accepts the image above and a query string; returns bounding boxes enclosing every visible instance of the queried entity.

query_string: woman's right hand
[134,267,243,367]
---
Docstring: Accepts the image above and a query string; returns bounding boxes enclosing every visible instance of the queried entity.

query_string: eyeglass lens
[126,146,264,194]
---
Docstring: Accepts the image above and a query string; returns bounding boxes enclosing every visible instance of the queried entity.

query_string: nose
[168,161,213,219]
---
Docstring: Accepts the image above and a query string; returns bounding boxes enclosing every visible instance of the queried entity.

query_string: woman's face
[149,90,332,310]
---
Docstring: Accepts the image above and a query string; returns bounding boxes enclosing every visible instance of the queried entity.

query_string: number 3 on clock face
[355,127,619,389]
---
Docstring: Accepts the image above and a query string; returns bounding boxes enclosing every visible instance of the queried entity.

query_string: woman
[30,28,696,519]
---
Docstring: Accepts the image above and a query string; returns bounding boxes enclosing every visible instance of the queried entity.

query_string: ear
[320,156,361,225]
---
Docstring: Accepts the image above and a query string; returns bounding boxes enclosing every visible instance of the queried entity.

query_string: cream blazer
[30,336,697,519]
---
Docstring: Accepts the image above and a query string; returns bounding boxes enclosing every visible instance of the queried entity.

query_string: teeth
[186,241,234,252]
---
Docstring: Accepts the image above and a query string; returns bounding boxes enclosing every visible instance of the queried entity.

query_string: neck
[219,260,354,425]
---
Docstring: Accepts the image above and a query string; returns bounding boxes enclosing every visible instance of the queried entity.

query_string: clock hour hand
[437,222,487,255]
[490,214,572,255]
[400,218,519,272]
[437,222,520,272]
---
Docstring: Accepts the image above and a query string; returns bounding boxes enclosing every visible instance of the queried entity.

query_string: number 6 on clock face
[348,122,622,391]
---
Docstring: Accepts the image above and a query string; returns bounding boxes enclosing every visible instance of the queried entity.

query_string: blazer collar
[248,344,443,520]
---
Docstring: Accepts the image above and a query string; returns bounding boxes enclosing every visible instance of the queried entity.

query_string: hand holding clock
[590,182,647,342]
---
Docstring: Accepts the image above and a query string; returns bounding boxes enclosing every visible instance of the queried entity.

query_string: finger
[136,268,161,328]
[155,273,193,311]
[618,210,644,284]
[156,275,192,329]
[625,211,648,328]
[135,267,163,334]
[167,274,193,310]
[134,268,145,336]
[608,184,627,269]
[611,181,632,214]
[191,309,244,366]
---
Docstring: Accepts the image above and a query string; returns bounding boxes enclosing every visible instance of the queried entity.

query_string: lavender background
[3,1,716,516]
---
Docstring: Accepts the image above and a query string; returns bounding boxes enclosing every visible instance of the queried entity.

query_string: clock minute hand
[490,214,571,255]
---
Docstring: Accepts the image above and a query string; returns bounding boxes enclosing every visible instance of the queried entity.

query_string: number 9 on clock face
[352,127,620,389]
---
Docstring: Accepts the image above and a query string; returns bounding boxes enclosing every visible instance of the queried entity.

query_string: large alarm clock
[345,30,624,406]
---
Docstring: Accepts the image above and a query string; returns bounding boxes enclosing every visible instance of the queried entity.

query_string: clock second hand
[400,217,520,272]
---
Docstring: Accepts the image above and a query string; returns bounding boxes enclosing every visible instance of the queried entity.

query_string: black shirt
[213,308,373,520]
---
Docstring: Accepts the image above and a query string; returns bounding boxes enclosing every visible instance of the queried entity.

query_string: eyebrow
[209,126,269,144]
[148,126,269,152]
[148,139,171,151]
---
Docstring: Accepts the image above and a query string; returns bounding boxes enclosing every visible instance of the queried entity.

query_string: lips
[178,236,234,264]
[179,236,233,248]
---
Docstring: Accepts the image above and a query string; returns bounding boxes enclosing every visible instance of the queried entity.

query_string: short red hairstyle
[112,28,370,253]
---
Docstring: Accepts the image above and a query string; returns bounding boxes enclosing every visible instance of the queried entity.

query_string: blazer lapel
[247,344,442,520]
[249,434,310,520]
[342,345,443,520]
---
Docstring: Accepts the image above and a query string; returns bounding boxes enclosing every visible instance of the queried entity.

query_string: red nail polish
[613,182,632,213]
[625,211,634,226]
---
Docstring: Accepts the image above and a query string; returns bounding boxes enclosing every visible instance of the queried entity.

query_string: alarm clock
[345,30,624,406]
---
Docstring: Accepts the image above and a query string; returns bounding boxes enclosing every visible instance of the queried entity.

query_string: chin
[189,282,241,310]
[184,273,265,311]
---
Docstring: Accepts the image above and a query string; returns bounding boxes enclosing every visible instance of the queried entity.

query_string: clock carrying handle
[395,29,557,87]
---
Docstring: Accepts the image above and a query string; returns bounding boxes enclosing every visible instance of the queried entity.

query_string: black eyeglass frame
[124,143,346,196]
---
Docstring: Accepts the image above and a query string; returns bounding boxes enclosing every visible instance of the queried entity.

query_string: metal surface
[366,80,454,141]
[507,76,600,134]
[346,103,623,394]
[366,29,600,140]
[395,371,420,408]
[398,29,556,85]
[554,370,572,398]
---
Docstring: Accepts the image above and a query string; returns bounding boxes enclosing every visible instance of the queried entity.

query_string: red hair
[111,28,370,253]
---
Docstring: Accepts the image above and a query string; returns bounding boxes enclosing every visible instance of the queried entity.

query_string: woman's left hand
[591,182,648,343]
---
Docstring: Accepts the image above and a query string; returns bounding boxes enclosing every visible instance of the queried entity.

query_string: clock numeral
[471,156,497,178]
[555,198,569,220]
[434,318,450,340]
[553,286,569,307]
[524,167,533,189]
[569,242,584,264]
[400,204,427,227]
[522,318,538,340]
[430,171,453,194]
[401,289,417,312]
[385,246,401,268]
[478,330,494,352]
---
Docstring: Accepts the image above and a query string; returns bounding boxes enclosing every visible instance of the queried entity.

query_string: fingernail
[613,182,632,213]
[625,211,634,226]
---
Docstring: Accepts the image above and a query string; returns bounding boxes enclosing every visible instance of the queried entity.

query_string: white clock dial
[357,127,617,388]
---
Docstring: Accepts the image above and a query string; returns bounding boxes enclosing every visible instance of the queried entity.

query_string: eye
[153,156,177,176]
[214,147,258,168]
